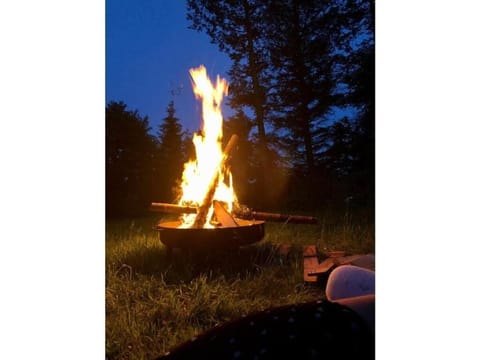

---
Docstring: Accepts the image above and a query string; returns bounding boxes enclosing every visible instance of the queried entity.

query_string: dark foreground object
[157,300,374,360]
[155,219,265,250]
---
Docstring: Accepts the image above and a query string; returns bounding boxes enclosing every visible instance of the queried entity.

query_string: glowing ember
[177,65,237,228]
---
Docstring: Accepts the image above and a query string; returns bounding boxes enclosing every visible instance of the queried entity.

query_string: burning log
[192,134,239,228]
[150,202,318,224]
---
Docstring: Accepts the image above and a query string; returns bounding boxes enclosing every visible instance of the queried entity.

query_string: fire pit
[151,65,315,252]
[155,219,265,250]
[152,202,316,251]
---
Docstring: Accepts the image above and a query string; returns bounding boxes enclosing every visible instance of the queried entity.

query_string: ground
[106,211,374,359]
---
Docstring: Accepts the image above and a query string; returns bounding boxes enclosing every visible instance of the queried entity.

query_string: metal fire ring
[155,219,265,250]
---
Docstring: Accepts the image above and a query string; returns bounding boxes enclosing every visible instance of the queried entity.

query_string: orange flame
[177,65,236,228]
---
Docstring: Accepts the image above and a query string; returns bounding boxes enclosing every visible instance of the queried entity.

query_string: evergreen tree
[265,0,373,169]
[187,0,273,205]
[347,44,374,208]
[265,0,339,175]
[106,101,156,216]
[187,0,375,209]
[156,101,185,202]
[328,0,374,207]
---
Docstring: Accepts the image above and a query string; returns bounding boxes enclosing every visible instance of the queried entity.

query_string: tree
[155,101,185,202]
[106,101,156,216]
[322,117,354,177]
[187,0,375,210]
[187,0,273,206]
[265,0,339,175]
[329,0,374,208]
[347,44,375,208]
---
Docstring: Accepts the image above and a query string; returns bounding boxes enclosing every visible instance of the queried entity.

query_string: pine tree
[328,0,374,207]
[187,0,375,209]
[266,0,339,175]
[156,101,185,202]
[187,0,272,206]
[106,101,156,216]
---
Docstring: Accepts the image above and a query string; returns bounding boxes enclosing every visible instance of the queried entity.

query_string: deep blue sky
[106,0,233,133]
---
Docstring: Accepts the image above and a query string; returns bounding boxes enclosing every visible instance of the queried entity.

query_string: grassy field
[106,211,374,359]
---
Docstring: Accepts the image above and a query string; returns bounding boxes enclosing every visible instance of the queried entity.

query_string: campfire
[176,65,236,229]
[152,65,316,250]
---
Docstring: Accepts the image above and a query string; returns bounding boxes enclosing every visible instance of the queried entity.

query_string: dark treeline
[106,100,191,217]
[106,0,374,218]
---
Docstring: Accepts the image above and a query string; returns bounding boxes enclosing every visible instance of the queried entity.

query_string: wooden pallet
[303,245,336,283]
[303,246,375,283]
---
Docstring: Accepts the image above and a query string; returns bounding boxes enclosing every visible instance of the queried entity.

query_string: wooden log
[150,202,318,224]
[245,211,317,224]
[193,134,239,228]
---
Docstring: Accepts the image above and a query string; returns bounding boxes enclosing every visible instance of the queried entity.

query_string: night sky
[106,0,233,134]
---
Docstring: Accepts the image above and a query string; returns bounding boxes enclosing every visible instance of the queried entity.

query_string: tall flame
[177,65,236,228]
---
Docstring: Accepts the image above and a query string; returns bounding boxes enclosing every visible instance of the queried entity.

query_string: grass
[106,211,374,359]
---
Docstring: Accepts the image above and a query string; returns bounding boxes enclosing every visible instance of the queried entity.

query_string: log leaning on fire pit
[150,202,318,225]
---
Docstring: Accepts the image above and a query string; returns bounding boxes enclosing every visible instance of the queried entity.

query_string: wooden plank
[303,246,376,283]
[303,245,317,257]
[303,245,337,282]
[307,257,336,276]
[213,200,239,227]
[304,256,321,282]
[303,245,318,282]
[304,250,376,284]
